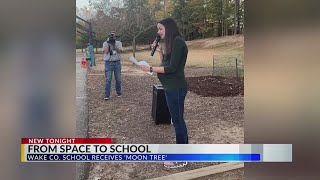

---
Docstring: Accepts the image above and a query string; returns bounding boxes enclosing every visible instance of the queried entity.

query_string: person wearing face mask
[140,17,189,169]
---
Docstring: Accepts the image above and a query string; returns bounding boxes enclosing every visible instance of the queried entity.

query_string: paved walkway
[75,54,90,180]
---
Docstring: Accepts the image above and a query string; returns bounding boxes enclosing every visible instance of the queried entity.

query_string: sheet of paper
[129,56,139,65]
[137,61,149,66]
[129,56,153,75]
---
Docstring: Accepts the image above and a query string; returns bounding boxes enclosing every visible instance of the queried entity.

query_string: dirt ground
[86,57,244,179]
[187,76,244,97]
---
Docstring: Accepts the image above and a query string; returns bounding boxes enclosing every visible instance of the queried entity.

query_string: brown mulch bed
[187,76,244,97]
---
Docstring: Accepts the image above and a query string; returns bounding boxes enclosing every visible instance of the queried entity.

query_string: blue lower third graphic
[26,154,260,162]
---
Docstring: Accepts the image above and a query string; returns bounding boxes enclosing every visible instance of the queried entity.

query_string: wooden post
[236,58,238,78]
[212,55,215,76]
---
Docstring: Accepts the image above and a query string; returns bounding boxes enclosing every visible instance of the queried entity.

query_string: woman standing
[140,18,189,168]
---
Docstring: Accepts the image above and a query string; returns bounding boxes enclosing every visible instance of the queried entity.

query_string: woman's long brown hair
[158,18,181,58]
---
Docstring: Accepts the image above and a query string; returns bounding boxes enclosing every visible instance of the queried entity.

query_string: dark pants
[164,88,188,144]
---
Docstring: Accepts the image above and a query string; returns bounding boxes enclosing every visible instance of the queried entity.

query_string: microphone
[150,35,161,56]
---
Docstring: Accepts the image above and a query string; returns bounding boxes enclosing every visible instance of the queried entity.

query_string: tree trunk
[164,0,166,17]
[218,20,222,37]
[221,0,224,37]
[237,7,241,34]
[222,20,224,36]
[234,0,238,35]
[225,0,229,36]
[222,18,225,36]
[132,38,136,58]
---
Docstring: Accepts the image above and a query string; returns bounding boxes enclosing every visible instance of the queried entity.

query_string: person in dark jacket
[140,17,189,168]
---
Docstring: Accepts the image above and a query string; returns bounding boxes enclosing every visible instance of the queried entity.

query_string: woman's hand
[140,65,150,72]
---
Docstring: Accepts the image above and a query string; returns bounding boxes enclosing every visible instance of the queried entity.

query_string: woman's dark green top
[157,36,188,90]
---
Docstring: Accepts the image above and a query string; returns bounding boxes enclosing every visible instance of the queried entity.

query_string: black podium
[152,85,171,125]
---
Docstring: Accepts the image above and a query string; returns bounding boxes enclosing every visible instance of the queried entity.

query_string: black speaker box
[151,85,171,124]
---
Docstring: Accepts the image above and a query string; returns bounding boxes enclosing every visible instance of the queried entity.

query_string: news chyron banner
[21,138,292,162]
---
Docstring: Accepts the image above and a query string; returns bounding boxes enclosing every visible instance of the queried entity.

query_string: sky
[76,0,89,8]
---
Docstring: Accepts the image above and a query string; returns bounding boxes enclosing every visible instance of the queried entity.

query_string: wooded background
[76,0,244,49]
